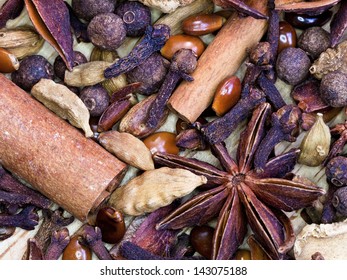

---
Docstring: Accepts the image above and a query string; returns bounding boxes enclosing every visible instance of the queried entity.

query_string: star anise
[154,102,325,260]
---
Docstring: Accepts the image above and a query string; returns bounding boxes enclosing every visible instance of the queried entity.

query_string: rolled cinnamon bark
[168,0,268,123]
[0,74,127,221]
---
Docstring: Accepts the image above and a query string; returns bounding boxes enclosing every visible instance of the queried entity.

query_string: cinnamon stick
[168,0,268,123]
[0,74,127,222]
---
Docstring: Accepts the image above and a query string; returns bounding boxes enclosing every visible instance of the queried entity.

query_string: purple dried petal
[245,177,325,211]
[330,0,347,47]
[120,241,167,260]
[212,188,247,260]
[0,0,24,29]
[25,0,74,70]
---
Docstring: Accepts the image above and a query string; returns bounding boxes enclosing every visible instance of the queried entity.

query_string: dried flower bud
[299,113,331,166]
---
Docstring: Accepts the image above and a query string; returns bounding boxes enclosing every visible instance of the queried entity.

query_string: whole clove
[80,225,112,260]
[44,228,70,260]
[104,24,170,79]
[0,206,39,230]
[146,49,197,129]
[201,87,266,144]
[254,105,302,170]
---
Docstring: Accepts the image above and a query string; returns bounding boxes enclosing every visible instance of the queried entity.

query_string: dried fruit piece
[31,79,93,137]
[109,167,207,216]
[24,0,74,70]
[298,113,331,167]
[99,130,154,170]
[0,47,19,73]
[62,235,92,260]
[310,41,347,80]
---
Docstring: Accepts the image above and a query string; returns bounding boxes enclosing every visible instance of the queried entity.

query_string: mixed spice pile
[1,0,347,260]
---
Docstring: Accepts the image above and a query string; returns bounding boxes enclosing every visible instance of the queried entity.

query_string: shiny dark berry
[189,225,214,259]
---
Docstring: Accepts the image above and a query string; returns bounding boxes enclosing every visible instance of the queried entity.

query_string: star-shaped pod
[154,102,325,260]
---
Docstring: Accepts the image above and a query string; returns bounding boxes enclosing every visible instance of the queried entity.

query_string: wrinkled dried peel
[98,131,154,170]
[31,79,93,137]
[64,61,112,87]
[310,40,347,79]
[109,167,207,216]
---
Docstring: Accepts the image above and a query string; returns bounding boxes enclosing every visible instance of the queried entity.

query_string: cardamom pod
[98,130,154,170]
[0,26,44,59]
[64,61,112,87]
[31,79,93,137]
[299,113,331,166]
[109,167,207,216]
[90,47,119,63]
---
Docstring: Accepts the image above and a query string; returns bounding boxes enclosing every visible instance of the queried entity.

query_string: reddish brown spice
[278,21,297,54]
[212,76,241,116]
[62,236,92,260]
[143,132,179,155]
[182,14,225,36]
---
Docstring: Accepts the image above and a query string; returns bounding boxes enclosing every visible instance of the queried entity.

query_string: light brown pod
[99,131,155,170]
[0,48,19,73]
[109,167,207,216]
[182,14,225,36]
[0,74,127,221]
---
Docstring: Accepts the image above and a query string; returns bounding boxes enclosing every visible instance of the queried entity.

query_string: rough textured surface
[131,0,196,13]
[127,53,169,95]
[71,0,116,21]
[298,27,330,59]
[320,71,347,107]
[0,74,127,222]
[276,47,311,85]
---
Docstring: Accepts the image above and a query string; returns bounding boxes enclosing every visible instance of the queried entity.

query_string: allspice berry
[320,71,347,107]
[87,13,126,51]
[276,47,311,85]
[72,0,117,21]
[333,187,347,216]
[326,156,347,187]
[79,84,110,117]
[54,51,88,81]
[298,27,330,59]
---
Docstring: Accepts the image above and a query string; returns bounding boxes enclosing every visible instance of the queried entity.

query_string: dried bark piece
[31,79,93,138]
[109,167,207,216]
[64,61,112,87]
[0,0,24,29]
[330,0,347,47]
[310,41,347,79]
[275,0,341,15]
[99,131,155,171]
[24,0,74,70]
[133,0,196,13]
[294,219,347,260]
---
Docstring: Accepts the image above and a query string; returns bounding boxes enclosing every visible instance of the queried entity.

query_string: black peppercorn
[116,1,151,37]
[127,53,169,95]
[71,0,117,22]
[276,47,311,85]
[87,13,126,51]
[332,187,347,216]
[11,55,54,91]
[54,51,88,81]
[320,71,347,107]
[326,156,347,187]
[79,84,110,117]
[298,27,330,59]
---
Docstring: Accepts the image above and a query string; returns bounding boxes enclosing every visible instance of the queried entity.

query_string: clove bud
[299,113,331,167]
